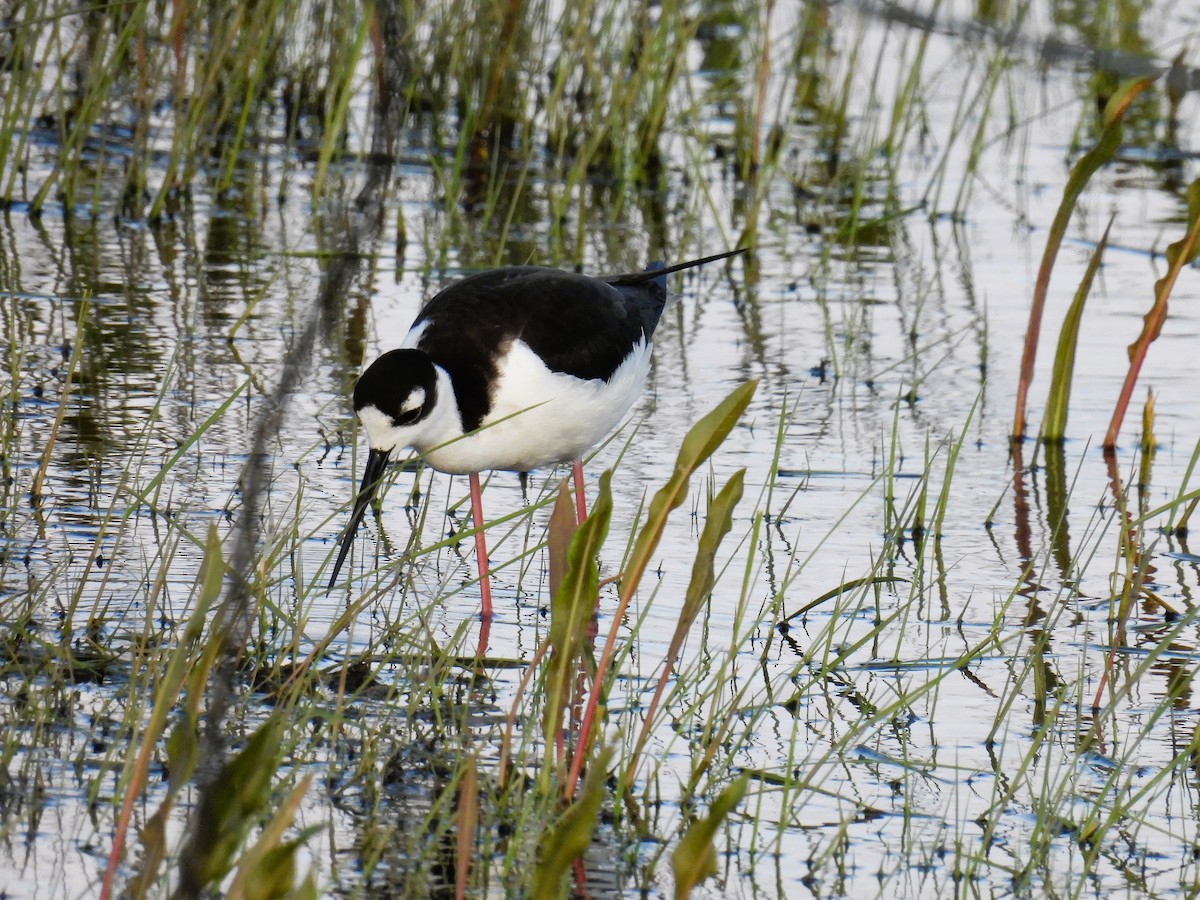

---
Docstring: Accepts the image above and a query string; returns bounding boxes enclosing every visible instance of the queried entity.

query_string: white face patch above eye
[400,387,426,414]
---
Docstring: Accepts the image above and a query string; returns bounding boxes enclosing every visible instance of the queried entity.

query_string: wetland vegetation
[2,0,1200,896]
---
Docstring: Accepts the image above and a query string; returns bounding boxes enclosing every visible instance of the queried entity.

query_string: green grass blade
[626,469,745,783]
[108,524,227,897]
[1042,216,1114,442]
[1012,77,1151,441]
[568,380,757,798]
[311,12,373,205]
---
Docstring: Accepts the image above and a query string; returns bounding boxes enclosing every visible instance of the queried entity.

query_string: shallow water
[4,0,1200,896]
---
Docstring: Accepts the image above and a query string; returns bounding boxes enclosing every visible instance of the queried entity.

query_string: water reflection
[2,0,1200,896]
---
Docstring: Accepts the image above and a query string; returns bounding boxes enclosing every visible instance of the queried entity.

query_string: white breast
[418,338,652,474]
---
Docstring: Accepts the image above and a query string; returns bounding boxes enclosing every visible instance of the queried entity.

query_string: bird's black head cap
[353,348,438,427]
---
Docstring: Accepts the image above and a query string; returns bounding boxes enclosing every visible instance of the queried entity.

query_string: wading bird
[327,248,745,617]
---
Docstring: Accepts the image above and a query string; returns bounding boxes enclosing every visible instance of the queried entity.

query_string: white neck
[412,367,468,453]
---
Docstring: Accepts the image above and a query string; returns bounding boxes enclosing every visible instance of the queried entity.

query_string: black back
[412,266,668,431]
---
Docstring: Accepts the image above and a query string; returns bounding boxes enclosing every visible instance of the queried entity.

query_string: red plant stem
[1103,216,1200,450]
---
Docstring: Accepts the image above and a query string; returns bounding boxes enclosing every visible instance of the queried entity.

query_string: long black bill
[327,446,392,591]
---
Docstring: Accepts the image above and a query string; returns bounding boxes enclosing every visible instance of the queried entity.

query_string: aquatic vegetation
[1013,77,1151,443]
[1,1,1200,898]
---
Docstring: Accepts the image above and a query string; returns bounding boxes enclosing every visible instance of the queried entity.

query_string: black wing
[413,267,661,431]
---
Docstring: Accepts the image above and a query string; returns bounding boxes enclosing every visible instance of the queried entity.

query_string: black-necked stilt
[327,248,746,615]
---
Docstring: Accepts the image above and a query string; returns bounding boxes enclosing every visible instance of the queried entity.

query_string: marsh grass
[3,0,1200,898]
[1013,76,1151,443]
[5,336,1200,897]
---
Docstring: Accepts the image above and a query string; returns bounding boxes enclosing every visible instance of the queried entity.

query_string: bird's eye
[393,386,426,426]
[395,406,422,426]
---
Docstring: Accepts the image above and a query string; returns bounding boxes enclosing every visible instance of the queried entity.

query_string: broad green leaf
[165,712,199,793]
[546,479,576,601]
[671,775,748,900]
[196,522,227,612]
[569,382,756,800]
[227,776,318,900]
[532,747,613,899]
[625,380,757,595]
[241,844,296,900]
[543,473,612,750]
[178,716,285,891]
[680,470,745,627]
[627,470,746,783]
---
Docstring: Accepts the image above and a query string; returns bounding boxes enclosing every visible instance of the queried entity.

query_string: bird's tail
[603,246,747,287]
[606,247,747,339]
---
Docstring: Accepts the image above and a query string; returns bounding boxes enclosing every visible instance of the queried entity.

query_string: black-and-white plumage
[328,248,745,614]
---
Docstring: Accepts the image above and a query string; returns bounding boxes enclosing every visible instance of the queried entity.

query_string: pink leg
[475,615,491,662]
[572,460,587,522]
[468,472,493,620]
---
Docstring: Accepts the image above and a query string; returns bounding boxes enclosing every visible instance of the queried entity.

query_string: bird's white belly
[420,339,652,474]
